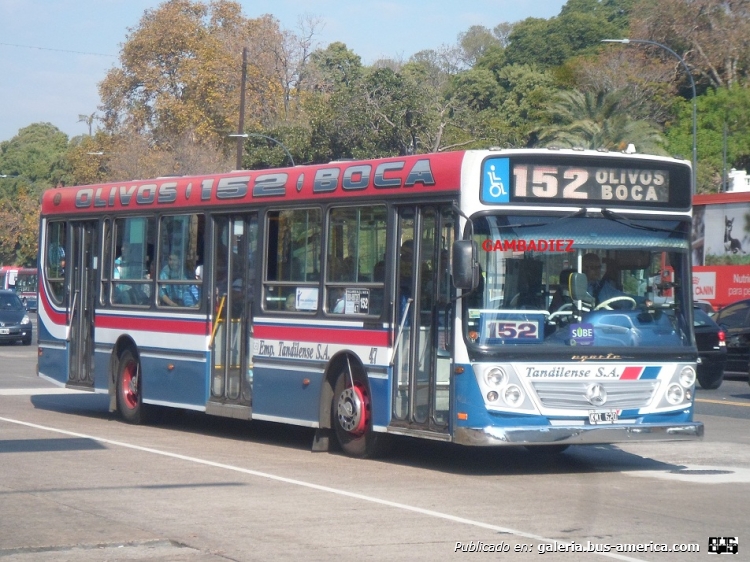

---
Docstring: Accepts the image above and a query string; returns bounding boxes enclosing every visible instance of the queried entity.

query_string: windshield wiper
[600,209,681,234]
[495,208,587,231]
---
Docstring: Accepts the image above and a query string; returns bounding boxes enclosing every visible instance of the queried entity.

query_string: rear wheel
[117,349,145,424]
[331,368,385,458]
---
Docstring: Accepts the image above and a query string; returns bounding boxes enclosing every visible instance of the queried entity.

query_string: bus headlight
[503,384,525,407]
[665,384,685,405]
[678,366,696,388]
[484,367,507,387]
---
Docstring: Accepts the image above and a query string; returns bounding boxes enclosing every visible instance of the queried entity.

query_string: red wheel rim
[350,382,369,435]
[121,361,139,410]
[336,380,370,436]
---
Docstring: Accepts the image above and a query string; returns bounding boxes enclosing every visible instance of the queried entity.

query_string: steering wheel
[594,296,637,310]
[548,303,573,324]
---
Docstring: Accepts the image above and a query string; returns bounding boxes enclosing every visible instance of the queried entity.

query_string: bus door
[392,205,455,432]
[67,221,98,388]
[208,214,258,417]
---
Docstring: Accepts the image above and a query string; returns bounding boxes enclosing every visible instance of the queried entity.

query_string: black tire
[22,336,31,346]
[697,368,724,390]
[331,369,386,458]
[116,349,146,424]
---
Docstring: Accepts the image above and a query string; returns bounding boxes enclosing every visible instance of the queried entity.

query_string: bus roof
[41,151,467,216]
[41,147,692,216]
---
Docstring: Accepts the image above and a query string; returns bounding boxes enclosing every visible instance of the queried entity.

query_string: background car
[694,306,727,389]
[713,298,750,377]
[0,289,33,346]
[695,300,716,316]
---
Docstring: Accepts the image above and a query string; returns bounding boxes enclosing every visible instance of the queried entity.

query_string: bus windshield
[464,213,692,350]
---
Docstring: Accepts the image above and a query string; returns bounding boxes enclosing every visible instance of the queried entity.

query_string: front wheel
[697,368,724,390]
[117,349,146,424]
[332,369,385,458]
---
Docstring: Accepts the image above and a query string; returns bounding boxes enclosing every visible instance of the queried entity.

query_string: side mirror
[452,240,479,291]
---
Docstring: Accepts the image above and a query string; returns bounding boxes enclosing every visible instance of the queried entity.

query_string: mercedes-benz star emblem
[585,383,607,406]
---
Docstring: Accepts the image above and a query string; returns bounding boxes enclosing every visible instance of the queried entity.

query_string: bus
[692,190,750,310]
[37,148,703,457]
[0,266,38,311]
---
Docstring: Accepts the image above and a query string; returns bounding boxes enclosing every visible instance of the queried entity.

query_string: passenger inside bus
[331,288,345,313]
[159,253,200,307]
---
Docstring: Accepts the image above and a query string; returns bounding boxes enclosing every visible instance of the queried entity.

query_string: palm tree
[77,113,98,136]
[538,90,667,155]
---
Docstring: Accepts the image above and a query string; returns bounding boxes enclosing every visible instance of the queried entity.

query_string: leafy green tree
[0,123,69,192]
[0,123,72,264]
[667,85,750,193]
[539,89,666,153]
[457,25,502,68]
[504,0,629,69]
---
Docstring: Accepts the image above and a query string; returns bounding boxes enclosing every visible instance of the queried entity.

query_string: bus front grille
[531,380,659,410]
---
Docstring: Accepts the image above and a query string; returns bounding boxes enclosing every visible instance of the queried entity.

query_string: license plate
[589,410,618,424]
[0,329,8,334]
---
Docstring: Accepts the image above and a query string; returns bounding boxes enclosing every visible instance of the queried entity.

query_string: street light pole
[602,38,697,194]
[228,133,296,168]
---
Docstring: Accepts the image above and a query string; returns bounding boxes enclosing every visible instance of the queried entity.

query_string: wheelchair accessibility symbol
[482,158,510,203]
[487,165,506,197]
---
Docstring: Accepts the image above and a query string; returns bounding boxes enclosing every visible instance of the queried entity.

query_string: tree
[98,0,287,142]
[539,89,667,153]
[504,0,629,69]
[457,25,502,68]
[0,189,39,266]
[628,0,750,90]
[0,123,69,192]
[667,85,750,192]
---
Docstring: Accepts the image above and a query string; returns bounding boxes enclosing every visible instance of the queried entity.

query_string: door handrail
[389,298,412,367]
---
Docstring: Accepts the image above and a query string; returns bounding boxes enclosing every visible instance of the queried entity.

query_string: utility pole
[236,47,248,170]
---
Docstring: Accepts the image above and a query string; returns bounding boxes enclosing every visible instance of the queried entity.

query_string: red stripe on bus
[96,314,209,335]
[254,324,389,347]
[619,366,643,380]
[39,288,67,324]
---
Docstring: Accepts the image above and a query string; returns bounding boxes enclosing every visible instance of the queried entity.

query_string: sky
[0,0,567,143]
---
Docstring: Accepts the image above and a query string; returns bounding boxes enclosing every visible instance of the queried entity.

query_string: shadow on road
[28,392,688,478]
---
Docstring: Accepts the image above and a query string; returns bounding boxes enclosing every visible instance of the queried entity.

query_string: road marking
[0,388,89,396]
[696,398,750,407]
[0,415,649,562]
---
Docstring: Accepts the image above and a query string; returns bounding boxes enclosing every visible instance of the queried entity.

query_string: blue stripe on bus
[640,366,661,379]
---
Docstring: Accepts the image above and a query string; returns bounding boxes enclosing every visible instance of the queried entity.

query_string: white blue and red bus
[37,148,702,456]
[0,266,38,311]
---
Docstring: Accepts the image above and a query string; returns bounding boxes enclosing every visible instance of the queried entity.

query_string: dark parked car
[695,300,716,316]
[0,290,32,345]
[694,306,727,389]
[714,298,750,377]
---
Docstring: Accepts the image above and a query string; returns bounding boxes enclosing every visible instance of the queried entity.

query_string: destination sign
[512,164,669,203]
[480,156,691,210]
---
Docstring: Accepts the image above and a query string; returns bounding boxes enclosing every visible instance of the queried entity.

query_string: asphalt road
[0,321,748,561]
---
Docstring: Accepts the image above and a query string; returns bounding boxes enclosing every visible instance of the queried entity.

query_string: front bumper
[453,421,704,446]
[0,326,31,342]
